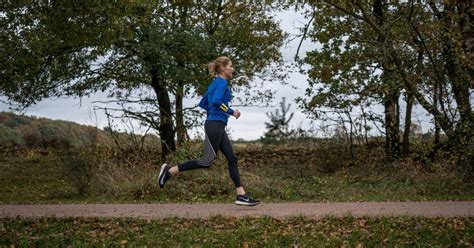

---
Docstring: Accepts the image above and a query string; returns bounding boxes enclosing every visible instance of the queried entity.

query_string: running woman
[157,56,260,206]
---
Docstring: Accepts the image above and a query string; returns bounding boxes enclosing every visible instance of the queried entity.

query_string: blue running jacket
[198,76,234,124]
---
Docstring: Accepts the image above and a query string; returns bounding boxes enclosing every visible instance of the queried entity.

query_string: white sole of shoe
[235,200,259,206]
[158,163,167,187]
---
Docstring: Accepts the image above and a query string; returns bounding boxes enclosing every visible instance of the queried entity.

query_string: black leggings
[178,120,242,188]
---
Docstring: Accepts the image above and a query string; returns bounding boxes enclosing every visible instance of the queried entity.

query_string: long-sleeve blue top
[198,76,234,124]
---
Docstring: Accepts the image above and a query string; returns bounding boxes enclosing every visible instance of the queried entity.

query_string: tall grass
[2,137,472,203]
[59,146,159,199]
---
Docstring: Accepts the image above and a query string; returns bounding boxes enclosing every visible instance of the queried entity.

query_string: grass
[0,141,473,204]
[0,153,74,203]
[1,216,473,246]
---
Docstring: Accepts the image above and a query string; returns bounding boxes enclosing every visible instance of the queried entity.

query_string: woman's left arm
[198,92,209,111]
[211,80,234,115]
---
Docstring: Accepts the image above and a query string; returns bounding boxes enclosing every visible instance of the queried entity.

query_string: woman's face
[219,61,234,80]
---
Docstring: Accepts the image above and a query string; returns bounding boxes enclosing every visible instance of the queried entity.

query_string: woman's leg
[169,121,225,175]
[161,132,219,187]
[219,132,259,205]
[173,135,218,172]
[219,130,245,195]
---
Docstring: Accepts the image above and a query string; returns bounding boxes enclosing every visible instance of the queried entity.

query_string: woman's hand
[233,109,241,119]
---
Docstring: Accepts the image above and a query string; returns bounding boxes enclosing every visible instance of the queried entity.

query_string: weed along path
[1,201,473,219]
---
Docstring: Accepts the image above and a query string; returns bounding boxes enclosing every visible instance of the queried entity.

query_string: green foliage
[60,149,95,196]
[0,3,129,105]
[0,2,287,158]
[1,114,31,128]
[0,124,23,148]
[301,2,380,112]
[0,2,286,126]
[299,1,473,165]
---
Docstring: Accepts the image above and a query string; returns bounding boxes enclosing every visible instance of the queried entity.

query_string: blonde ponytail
[208,56,231,77]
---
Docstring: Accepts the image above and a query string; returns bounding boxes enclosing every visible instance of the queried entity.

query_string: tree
[298,1,402,158]
[0,2,286,158]
[262,97,295,141]
[299,1,472,170]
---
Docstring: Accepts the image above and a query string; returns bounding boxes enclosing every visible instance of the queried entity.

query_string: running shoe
[235,194,260,206]
[157,163,172,188]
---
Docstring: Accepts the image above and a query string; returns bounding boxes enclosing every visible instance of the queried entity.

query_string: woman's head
[208,56,234,80]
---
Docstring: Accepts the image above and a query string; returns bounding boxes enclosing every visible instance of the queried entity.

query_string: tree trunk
[402,92,413,157]
[458,2,474,82]
[175,5,190,146]
[439,3,473,146]
[361,107,370,147]
[374,0,400,159]
[175,80,188,146]
[384,84,401,158]
[386,41,455,141]
[345,109,355,159]
[432,2,473,176]
[150,68,176,160]
[433,82,440,145]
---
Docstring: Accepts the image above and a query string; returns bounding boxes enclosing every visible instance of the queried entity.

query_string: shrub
[38,123,71,149]
[1,113,31,128]
[0,124,24,148]
[299,138,351,174]
[59,146,159,198]
[60,149,95,196]
[20,125,42,149]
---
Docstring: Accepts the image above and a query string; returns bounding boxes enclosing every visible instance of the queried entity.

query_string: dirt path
[1,201,473,219]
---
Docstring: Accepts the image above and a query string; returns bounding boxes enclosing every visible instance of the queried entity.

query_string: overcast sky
[0,8,434,140]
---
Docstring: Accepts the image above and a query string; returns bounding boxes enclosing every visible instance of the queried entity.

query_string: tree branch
[295,7,315,61]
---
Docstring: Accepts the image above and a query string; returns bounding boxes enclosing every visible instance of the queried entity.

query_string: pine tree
[263,97,294,141]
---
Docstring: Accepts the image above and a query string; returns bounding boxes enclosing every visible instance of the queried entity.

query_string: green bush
[38,122,71,149]
[1,113,32,128]
[0,124,24,148]
[59,146,158,198]
[18,124,42,148]
[313,139,351,174]
[60,149,95,196]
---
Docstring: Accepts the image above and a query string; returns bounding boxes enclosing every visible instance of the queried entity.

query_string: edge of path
[1,201,473,219]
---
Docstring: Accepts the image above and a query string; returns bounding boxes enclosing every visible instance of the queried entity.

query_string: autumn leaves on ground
[3,216,473,246]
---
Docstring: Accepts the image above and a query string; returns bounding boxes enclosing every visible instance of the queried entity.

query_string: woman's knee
[198,154,216,168]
